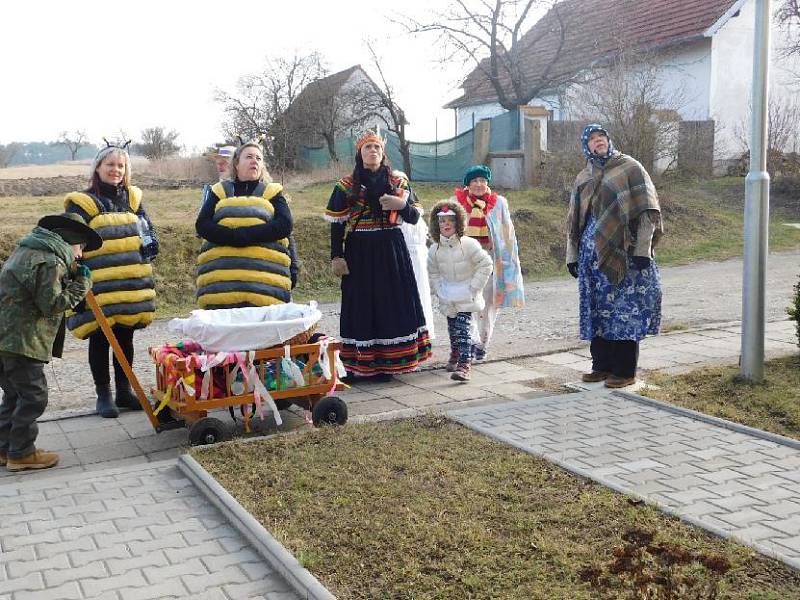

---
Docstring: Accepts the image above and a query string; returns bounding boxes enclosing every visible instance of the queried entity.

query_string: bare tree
[137,127,180,160]
[404,0,579,110]
[776,0,800,57]
[0,143,22,168]
[58,130,90,161]
[359,41,413,176]
[735,95,800,174]
[216,51,328,171]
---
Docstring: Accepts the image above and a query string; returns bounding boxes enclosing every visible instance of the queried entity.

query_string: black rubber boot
[95,384,119,418]
[115,380,142,411]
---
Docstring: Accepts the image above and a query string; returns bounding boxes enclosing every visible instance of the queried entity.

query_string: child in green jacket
[0,213,101,472]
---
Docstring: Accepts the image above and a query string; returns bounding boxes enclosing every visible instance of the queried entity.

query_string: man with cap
[205,145,236,182]
[0,212,101,471]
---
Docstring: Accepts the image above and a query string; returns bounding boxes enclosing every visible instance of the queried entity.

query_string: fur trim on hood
[429,199,467,243]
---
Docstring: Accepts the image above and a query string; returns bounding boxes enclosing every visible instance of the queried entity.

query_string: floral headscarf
[581,124,615,167]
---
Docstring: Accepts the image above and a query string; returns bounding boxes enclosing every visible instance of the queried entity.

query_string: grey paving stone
[746,486,799,503]
[734,524,790,544]
[747,473,799,491]
[14,581,82,600]
[183,565,248,594]
[143,558,208,584]
[696,468,745,485]
[758,501,800,519]
[772,518,800,537]
[663,488,723,505]
[44,561,107,587]
[776,536,800,554]
[119,578,191,600]
[716,508,775,528]
[106,551,167,576]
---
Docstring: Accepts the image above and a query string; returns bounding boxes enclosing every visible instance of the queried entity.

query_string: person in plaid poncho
[566,124,664,388]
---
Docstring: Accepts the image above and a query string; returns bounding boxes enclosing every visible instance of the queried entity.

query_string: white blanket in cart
[167,302,322,352]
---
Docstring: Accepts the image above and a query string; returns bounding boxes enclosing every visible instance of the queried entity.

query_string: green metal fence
[298,109,521,181]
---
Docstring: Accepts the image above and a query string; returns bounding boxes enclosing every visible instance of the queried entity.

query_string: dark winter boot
[95,384,119,418]
[115,380,142,411]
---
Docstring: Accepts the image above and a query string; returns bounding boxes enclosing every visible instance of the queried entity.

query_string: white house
[445,0,800,169]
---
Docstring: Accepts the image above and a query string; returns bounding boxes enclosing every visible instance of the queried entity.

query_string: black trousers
[590,337,639,378]
[0,355,48,459]
[88,327,135,387]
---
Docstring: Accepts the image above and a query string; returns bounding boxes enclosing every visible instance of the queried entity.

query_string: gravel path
[45,250,799,413]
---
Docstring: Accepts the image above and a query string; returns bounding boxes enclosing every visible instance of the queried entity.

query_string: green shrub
[789,271,800,350]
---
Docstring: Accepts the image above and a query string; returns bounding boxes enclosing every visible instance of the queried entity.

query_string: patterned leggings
[447,312,473,365]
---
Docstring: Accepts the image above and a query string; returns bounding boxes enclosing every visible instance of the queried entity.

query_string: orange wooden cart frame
[85,291,346,438]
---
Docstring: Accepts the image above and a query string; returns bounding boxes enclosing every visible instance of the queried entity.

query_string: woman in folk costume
[452,165,524,362]
[325,132,432,381]
[195,140,298,309]
[566,124,663,388]
[65,141,159,418]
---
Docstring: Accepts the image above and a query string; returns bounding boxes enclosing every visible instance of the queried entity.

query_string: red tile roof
[446,0,740,108]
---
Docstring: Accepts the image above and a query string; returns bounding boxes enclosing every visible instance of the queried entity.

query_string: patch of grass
[643,355,800,440]
[2,177,799,318]
[661,321,690,333]
[192,416,800,599]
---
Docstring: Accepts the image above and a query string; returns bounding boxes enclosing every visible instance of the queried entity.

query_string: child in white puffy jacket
[427,200,492,381]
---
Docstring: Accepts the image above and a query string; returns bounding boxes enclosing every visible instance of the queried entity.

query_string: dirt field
[0,158,151,180]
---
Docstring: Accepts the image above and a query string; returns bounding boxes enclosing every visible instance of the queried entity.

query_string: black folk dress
[325,168,431,376]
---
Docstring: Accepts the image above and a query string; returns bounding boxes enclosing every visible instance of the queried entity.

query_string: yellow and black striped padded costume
[196,181,292,309]
[64,186,156,340]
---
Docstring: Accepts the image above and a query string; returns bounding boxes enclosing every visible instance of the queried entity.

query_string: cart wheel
[312,396,348,427]
[188,417,229,446]
[274,399,292,411]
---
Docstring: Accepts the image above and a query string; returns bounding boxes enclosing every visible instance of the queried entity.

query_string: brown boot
[451,363,471,382]
[605,375,636,389]
[6,449,59,472]
[445,350,459,373]
[0,450,6,466]
[581,371,610,382]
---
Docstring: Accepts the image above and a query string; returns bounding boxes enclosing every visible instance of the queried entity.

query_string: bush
[789,271,800,350]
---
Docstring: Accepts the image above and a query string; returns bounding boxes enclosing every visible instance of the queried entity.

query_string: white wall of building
[455,102,506,135]
[710,0,800,159]
[651,40,713,120]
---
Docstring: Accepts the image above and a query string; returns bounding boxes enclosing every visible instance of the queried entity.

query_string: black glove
[567,262,579,279]
[631,256,651,270]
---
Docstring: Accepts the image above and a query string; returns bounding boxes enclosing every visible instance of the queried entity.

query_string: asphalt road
[47,250,799,413]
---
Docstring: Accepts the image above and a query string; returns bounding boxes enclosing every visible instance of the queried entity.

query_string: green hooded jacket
[0,226,91,362]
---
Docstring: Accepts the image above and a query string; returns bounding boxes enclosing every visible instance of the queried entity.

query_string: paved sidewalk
[449,389,800,570]
[537,319,797,375]
[0,460,298,600]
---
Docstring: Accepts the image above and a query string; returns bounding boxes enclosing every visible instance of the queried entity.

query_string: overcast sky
[2,0,473,152]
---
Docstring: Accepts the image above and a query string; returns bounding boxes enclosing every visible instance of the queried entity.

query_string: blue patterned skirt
[578,215,662,341]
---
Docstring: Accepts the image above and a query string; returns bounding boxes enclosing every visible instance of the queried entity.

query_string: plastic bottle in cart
[136,216,156,262]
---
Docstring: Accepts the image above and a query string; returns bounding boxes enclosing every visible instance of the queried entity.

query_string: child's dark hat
[38,213,103,252]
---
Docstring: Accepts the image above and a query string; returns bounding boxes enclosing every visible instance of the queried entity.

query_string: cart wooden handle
[84,290,160,428]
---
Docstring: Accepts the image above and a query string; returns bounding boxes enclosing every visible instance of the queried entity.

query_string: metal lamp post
[740,0,772,382]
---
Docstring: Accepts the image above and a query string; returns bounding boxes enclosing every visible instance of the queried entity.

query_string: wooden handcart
[86,291,347,445]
